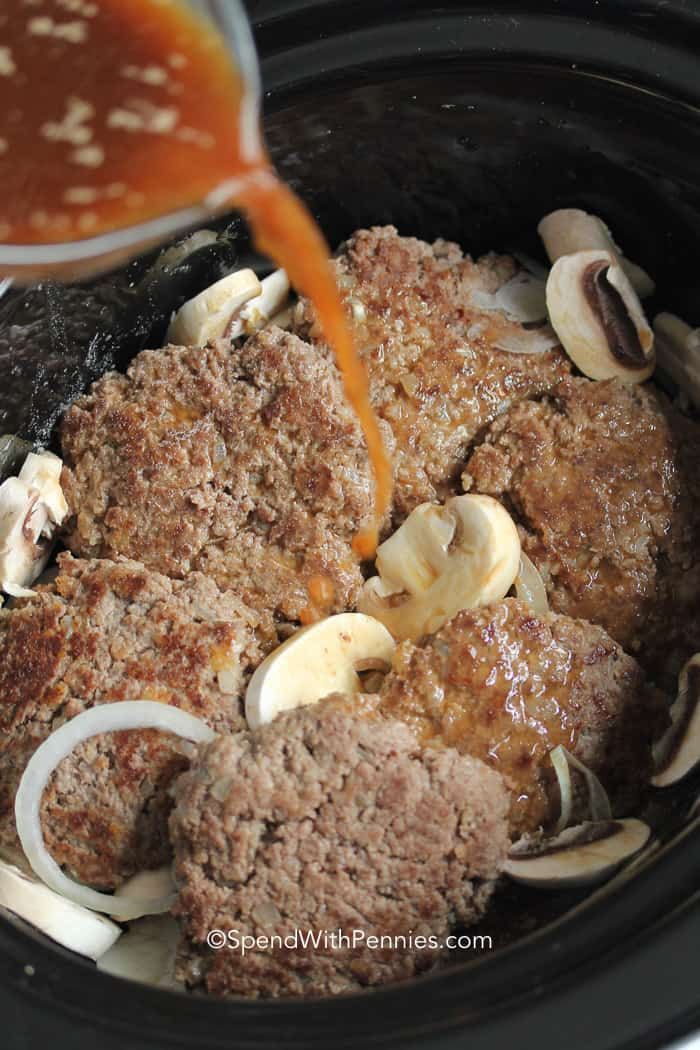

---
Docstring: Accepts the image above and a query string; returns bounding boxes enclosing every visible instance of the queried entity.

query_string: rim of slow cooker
[3,3,700,1047]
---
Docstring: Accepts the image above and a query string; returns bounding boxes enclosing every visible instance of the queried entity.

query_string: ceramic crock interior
[1,3,700,1048]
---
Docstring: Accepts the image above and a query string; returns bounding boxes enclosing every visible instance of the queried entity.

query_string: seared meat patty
[0,553,270,890]
[373,600,667,837]
[464,377,700,679]
[169,698,509,998]
[293,226,571,520]
[60,327,381,622]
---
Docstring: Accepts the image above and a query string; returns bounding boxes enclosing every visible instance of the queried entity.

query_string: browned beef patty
[0,553,270,890]
[169,698,509,999]
[463,377,700,679]
[292,225,571,520]
[373,600,667,837]
[60,327,381,622]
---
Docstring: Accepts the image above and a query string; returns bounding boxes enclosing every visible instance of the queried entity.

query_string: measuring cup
[0,0,262,284]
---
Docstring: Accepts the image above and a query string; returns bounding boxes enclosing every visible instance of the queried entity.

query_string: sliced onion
[550,745,612,833]
[514,552,549,615]
[471,271,547,325]
[97,914,180,987]
[15,701,216,920]
[492,326,560,354]
[551,745,573,834]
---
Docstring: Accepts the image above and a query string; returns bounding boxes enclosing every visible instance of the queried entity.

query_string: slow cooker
[1,1,699,1047]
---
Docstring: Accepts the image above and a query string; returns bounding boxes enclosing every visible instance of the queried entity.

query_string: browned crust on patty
[463,377,700,679]
[0,552,270,889]
[60,327,381,622]
[374,600,668,836]
[293,226,571,520]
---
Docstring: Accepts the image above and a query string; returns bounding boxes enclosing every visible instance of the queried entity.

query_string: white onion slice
[15,701,216,920]
[97,914,180,987]
[493,327,560,354]
[551,745,573,834]
[550,744,612,833]
[471,271,547,325]
[0,860,121,960]
[514,552,549,615]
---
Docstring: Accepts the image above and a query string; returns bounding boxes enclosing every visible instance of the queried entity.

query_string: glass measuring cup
[0,0,263,284]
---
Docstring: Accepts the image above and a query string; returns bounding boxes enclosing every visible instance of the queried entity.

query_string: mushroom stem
[538,209,655,299]
[653,312,700,406]
[545,249,654,383]
[651,653,700,787]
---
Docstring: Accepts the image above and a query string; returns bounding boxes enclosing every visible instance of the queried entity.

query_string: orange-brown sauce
[373,607,585,836]
[0,0,391,551]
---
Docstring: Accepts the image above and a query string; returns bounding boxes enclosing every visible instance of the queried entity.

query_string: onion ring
[15,701,215,919]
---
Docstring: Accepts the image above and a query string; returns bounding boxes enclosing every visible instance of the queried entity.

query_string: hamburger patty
[373,600,667,837]
[169,699,509,998]
[463,377,700,678]
[0,553,270,890]
[60,327,381,622]
[292,225,571,520]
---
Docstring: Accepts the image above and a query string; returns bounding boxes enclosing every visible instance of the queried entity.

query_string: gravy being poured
[0,0,392,552]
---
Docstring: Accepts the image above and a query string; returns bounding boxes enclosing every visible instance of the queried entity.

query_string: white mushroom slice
[358,495,521,641]
[470,271,547,324]
[227,269,291,339]
[513,551,549,615]
[545,249,655,382]
[651,653,700,788]
[19,451,68,526]
[0,486,48,595]
[504,819,651,889]
[97,915,180,987]
[0,860,120,960]
[0,450,68,596]
[166,268,261,346]
[653,313,700,406]
[538,209,655,299]
[245,613,395,730]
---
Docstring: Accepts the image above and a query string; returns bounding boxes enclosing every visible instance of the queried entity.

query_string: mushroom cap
[545,249,655,383]
[245,612,396,729]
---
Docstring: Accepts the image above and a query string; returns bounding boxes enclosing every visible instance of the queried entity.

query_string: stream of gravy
[0,0,392,553]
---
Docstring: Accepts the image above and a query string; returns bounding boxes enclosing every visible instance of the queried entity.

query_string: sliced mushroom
[166,268,261,346]
[538,209,655,299]
[470,270,548,325]
[653,312,700,407]
[245,612,396,730]
[358,495,521,641]
[504,819,651,889]
[227,269,291,339]
[651,653,700,788]
[545,250,655,382]
[0,451,68,597]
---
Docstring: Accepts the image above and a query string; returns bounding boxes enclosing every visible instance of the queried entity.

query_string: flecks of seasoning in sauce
[0,0,392,553]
